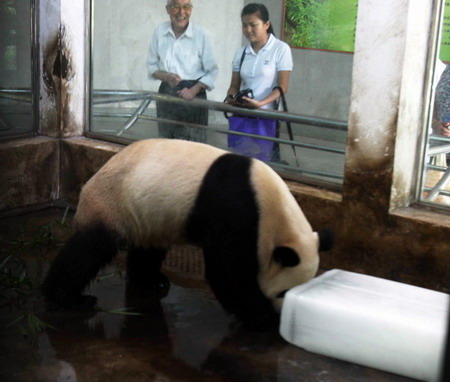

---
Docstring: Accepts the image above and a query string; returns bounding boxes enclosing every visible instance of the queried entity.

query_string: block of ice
[280,269,449,381]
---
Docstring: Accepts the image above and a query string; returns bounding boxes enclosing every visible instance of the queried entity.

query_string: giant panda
[43,139,333,328]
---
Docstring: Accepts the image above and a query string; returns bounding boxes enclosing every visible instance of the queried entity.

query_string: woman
[226,3,293,161]
[432,63,450,166]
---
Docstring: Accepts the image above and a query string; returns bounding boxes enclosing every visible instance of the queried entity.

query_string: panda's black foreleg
[42,224,119,310]
[126,247,170,290]
[203,246,279,331]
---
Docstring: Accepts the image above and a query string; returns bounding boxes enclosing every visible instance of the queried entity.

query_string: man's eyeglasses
[167,4,193,12]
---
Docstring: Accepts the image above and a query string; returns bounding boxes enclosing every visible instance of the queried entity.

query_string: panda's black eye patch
[273,247,300,267]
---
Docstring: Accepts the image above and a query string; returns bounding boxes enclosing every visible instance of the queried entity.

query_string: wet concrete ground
[0,208,418,382]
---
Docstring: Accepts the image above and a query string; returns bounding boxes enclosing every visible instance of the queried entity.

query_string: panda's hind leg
[42,223,119,310]
[126,247,169,290]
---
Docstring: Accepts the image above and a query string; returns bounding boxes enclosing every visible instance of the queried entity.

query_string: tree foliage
[285,0,331,49]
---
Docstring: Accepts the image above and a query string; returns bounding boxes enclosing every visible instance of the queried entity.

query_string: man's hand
[178,82,205,101]
[165,73,182,88]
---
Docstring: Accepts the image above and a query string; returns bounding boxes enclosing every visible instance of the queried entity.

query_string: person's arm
[195,30,218,91]
[147,27,182,88]
[152,70,182,88]
[242,70,291,109]
[225,72,242,105]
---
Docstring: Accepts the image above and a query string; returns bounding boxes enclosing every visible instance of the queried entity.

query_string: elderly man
[147,0,218,142]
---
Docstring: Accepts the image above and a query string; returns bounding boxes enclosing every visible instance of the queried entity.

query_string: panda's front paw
[154,273,170,289]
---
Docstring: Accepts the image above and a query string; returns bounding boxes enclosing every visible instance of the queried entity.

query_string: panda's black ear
[318,229,334,252]
[273,247,300,267]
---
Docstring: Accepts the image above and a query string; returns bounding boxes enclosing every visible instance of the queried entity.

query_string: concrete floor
[0,208,419,382]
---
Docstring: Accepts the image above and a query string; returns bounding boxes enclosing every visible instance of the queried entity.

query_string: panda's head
[212,228,333,331]
[261,229,334,312]
[249,161,334,317]
[189,152,334,330]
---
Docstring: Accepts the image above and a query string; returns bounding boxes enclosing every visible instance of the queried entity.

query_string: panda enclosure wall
[0,0,449,293]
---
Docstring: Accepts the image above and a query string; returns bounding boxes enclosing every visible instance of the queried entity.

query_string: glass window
[0,0,34,139]
[89,1,355,189]
[419,0,450,209]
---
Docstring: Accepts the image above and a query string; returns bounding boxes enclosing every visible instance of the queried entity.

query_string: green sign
[440,1,450,62]
[283,0,358,53]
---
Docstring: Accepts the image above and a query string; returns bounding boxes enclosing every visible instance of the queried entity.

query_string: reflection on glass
[421,2,450,207]
[0,0,33,138]
[90,1,352,188]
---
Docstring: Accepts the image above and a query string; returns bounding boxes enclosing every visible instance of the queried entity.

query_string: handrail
[93,89,348,131]
[429,134,450,143]
[1,88,347,183]
[91,90,347,156]
[425,135,450,200]
[93,111,346,155]
[0,88,33,103]
[1,87,348,131]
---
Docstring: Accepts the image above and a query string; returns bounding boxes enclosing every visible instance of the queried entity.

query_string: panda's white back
[75,139,227,248]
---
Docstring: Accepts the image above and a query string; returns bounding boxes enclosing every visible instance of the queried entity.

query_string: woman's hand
[434,122,450,137]
[226,94,262,108]
[226,94,260,108]
[239,97,263,109]
[225,94,239,106]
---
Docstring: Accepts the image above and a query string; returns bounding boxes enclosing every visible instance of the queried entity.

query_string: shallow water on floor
[0,208,418,382]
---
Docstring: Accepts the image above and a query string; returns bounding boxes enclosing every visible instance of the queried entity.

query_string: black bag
[273,86,299,166]
[165,79,204,97]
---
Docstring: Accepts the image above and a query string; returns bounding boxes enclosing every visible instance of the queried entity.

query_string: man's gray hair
[167,0,193,4]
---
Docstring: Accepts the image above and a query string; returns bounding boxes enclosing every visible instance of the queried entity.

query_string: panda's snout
[276,289,288,299]
[272,290,289,312]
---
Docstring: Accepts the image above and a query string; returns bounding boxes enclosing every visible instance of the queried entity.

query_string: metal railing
[424,135,450,200]
[91,90,348,184]
[92,89,348,132]
[1,88,348,184]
